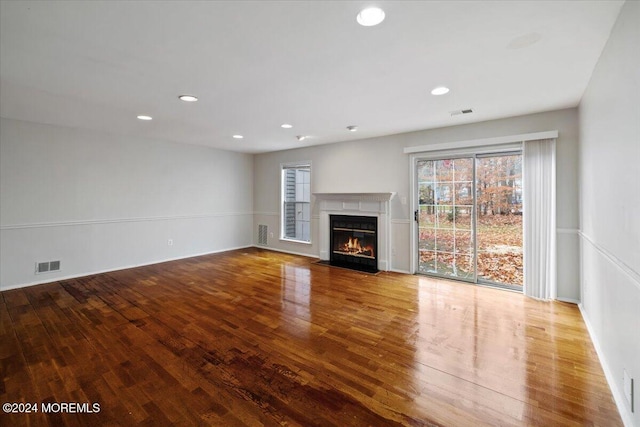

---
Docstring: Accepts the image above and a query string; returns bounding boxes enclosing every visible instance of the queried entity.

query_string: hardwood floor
[1,248,621,426]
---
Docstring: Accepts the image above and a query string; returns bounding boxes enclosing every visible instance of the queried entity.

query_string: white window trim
[280,161,312,244]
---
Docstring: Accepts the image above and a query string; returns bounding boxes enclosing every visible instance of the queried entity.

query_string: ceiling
[0,1,624,154]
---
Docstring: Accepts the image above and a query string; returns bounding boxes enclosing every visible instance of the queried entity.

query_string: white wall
[0,118,254,289]
[579,1,640,425]
[253,108,580,300]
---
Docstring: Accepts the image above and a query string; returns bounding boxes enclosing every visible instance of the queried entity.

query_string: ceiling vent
[450,108,474,116]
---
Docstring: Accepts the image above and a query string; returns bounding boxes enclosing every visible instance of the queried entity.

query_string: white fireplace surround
[314,193,395,271]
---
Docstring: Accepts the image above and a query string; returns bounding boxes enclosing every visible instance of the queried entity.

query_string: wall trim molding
[391,219,412,224]
[0,244,254,292]
[257,213,409,223]
[0,212,254,231]
[579,231,640,290]
[578,304,634,427]
[254,212,279,217]
[557,228,579,234]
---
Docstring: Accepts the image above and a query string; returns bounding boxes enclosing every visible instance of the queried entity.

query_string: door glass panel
[419,228,435,250]
[476,154,523,287]
[418,158,475,280]
[437,229,455,252]
[455,230,473,254]
[453,255,474,280]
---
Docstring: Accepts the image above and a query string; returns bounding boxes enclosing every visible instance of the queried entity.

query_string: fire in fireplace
[337,236,375,258]
[330,215,377,273]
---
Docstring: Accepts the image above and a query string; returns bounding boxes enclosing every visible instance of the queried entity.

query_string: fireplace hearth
[330,215,378,273]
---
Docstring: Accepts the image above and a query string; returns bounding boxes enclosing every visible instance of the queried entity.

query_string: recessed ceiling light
[178,95,198,102]
[232,135,244,139]
[137,115,153,120]
[347,125,358,132]
[296,135,307,142]
[431,86,450,96]
[281,124,293,129]
[357,7,385,26]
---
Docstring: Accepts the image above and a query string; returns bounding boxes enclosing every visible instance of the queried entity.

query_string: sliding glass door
[417,152,523,289]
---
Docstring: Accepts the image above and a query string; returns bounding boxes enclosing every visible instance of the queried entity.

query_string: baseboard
[556,297,580,304]
[252,245,320,260]
[578,303,633,427]
[390,268,412,274]
[0,245,254,292]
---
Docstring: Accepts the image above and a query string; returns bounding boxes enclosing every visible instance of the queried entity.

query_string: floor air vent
[258,224,268,246]
[36,260,61,274]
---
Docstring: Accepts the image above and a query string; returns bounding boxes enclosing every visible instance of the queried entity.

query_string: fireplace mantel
[313,192,395,203]
[314,192,394,271]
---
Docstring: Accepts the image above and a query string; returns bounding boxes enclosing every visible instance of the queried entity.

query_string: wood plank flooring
[0,248,621,426]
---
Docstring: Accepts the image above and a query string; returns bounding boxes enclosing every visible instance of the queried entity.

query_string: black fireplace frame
[329,215,378,273]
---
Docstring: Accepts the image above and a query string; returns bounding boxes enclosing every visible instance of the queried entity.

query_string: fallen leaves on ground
[419,214,523,285]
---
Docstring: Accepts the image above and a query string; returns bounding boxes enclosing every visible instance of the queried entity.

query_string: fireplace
[314,192,394,272]
[330,215,378,273]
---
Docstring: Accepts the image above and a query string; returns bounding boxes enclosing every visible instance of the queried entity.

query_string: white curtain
[523,138,557,300]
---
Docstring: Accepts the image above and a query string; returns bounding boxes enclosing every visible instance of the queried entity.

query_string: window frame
[280,161,312,244]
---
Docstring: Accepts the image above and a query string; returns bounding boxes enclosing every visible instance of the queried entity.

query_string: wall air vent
[36,260,61,274]
[450,108,474,116]
[258,224,268,246]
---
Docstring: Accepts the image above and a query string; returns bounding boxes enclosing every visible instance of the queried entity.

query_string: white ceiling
[0,1,624,153]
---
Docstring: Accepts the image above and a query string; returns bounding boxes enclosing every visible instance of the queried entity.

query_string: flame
[347,237,359,251]
[340,237,374,257]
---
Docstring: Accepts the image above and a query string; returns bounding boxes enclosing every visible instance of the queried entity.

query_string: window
[281,163,311,243]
